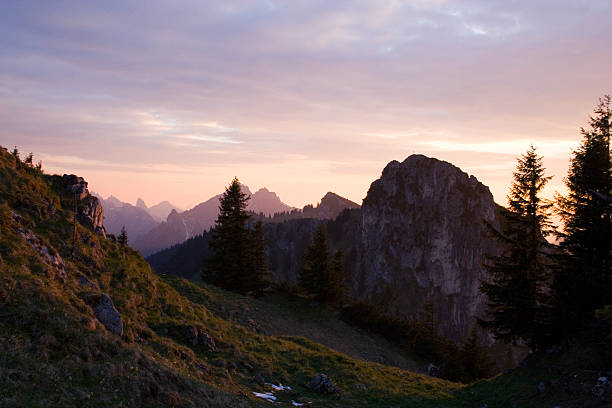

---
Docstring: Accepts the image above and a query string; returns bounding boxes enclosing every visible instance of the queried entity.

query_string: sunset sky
[2,1,611,210]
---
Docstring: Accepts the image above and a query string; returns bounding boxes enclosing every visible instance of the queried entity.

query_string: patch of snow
[291,401,304,406]
[266,383,292,391]
[253,392,277,402]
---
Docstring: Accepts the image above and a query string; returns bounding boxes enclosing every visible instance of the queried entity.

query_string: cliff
[354,155,504,344]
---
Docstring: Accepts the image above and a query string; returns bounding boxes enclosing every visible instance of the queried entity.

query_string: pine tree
[298,224,347,302]
[328,249,347,301]
[117,225,128,255]
[479,145,555,350]
[555,95,612,331]
[299,223,331,300]
[249,220,270,292]
[203,177,253,293]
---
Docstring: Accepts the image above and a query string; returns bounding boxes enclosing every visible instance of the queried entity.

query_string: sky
[1,0,611,210]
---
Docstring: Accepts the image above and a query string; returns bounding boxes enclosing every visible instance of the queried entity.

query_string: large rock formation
[353,155,504,343]
[63,174,106,236]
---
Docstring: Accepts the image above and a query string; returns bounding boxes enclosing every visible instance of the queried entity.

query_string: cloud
[0,0,610,207]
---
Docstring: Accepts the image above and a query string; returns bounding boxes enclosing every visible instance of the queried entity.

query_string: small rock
[592,376,612,398]
[308,373,339,394]
[352,383,367,392]
[93,293,123,336]
[538,381,548,395]
[195,362,211,377]
[427,363,440,377]
[79,275,96,289]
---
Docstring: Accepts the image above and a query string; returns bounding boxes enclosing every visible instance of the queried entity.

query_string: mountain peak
[136,198,147,209]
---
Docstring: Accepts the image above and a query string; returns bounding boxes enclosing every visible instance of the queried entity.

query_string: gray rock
[355,155,506,344]
[308,373,339,394]
[94,293,123,336]
[79,275,96,290]
[592,376,611,398]
[428,363,441,377]
[190,327,216,351]
[63,174,106,237]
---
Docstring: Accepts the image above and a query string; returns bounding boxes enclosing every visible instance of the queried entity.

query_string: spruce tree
[118,226,128,247]
[118,226,128,258]
[249,220,270,292]
[298,224,346,302]
[555,95,612,331]
[479,145,555,350]
[203,177,252,293]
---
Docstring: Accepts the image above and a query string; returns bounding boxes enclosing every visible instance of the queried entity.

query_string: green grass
[1,146,609,408]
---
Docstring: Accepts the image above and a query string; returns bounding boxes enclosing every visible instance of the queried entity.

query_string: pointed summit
[136,198,148,210]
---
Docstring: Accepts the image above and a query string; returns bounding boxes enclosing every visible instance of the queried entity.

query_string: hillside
[0,147,462,407]
[1,147,610,408]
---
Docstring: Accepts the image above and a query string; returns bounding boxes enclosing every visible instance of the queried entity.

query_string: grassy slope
[1,147,609,408]
[0,148,461,407]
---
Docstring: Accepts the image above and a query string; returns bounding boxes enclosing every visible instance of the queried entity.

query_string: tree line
[480,95,611,351]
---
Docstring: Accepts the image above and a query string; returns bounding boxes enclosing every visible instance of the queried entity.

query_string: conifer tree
[249,220,270,292]
[204,177,251,292]
[299,223,331,300]
[555,95,612,331]
[118,226,128,257]
[203,177,269,294]
[298,224,347,302]
[328,249,347,301]
[479,145,554,350]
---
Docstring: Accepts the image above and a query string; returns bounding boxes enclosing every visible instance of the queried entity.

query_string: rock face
[94,293,123,336]
[354,155,504,343]
[63,174,106,236]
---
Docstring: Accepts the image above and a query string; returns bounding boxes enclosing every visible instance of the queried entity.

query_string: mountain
[134,185,297,256]
[99,196,159,241]
[0,146,462,407]
[2,146,610,407]
[146,200,181,222]
[249,187,294,215]
[354,155,505,342]
[148,156,511,356]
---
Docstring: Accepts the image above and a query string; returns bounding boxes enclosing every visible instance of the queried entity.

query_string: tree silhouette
[479,145,555,350]
[555,95,612,332]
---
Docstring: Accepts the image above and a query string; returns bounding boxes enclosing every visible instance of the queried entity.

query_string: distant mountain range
[133,185,303,256]
[94,194,181,241]
[136,189,359,256]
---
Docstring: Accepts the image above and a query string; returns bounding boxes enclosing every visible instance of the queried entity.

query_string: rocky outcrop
[17,225,67,281]
[354,155,504,344]
[63,174,106,236]
[308,374,340,394]
[94,293,123,336]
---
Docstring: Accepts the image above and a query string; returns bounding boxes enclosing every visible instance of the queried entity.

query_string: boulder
[308,373,339,394]
[94,293,123,336]
[592,376,612,399]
